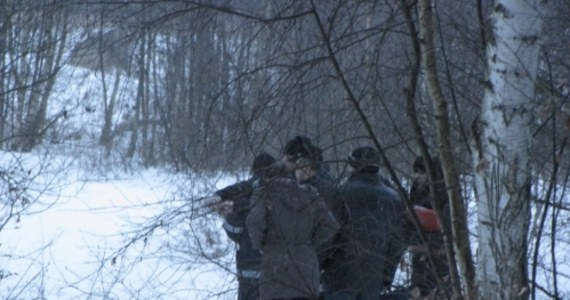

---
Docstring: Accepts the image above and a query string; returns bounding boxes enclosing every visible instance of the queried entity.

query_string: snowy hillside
[0,42,243,297]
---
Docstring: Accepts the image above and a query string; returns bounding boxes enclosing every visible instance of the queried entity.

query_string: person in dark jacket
[214,152,277,300]
[282,136,351,299]
[293,156,350,300]
[326,146,406,300]
[281,136,345,245]
[246,163,340,300]
[283,137,342,226]
[407,156,451,298]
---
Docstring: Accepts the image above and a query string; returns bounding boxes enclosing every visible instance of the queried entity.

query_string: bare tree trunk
[473,0,546,299]
[0,7,11,145]
[9,3,67,152]
[97,8,117,156]
[28,10,67,150]
[99,69,121,155]
[126,35,146,161]
[417,0,477,298]
[141,33,153,165]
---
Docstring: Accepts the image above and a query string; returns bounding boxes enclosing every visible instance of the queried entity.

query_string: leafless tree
[2,0,570,299]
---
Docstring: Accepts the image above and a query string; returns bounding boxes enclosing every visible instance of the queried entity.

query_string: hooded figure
[215,152,276,300]
[282,138,348,299]
[282,135,316,162]
[246,164,339,300]
[294,156,349,300]
[326,146,406,300]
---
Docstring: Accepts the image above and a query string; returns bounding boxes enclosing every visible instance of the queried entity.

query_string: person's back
[341,171,406,299]
[343,174,400,243]
[246,168,339,300]
[280,138,350,300]
[327,146,406,300]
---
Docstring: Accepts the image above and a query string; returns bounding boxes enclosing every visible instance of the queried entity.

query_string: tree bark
[473,0,545,299]
[417,0,477,298]
[99,69,120,155]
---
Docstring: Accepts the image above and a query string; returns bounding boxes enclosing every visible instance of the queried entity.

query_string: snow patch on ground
[0,163,238,299]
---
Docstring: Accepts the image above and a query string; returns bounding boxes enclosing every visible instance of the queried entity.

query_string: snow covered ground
[1,151,569,299]
[0,152,241,299]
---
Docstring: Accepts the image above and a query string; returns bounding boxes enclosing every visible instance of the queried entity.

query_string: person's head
[412,155,445,185]
[282,135,321,170]
[412,156,429,188]
[294,156,319,182]
[347,146,381,173]
[413,156,426,174]
[251,151,277,178]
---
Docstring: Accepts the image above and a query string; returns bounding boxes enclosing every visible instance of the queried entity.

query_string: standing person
[281,136,343,221]
[281,136,350,299]
[407,156,451,298]
[328,146,406,300]
[294,155,349,300]
[246,162,339,300]
[213,152,277,300]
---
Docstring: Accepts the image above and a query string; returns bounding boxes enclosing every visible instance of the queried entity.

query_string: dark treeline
[1,1,567,175]
[1,1,569,174]
[0,1,476,173]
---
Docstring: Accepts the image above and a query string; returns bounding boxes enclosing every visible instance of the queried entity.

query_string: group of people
[209,136,450,300]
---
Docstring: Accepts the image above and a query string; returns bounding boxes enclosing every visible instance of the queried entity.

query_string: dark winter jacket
[407,163,449,245]
[306,170,348,224]
[215,178,260,278]
[408,175,451,297]
[329,171,406,299]
[300,171,352,295]
[246,175,339,300]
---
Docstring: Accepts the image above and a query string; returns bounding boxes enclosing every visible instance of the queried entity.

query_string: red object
[413,205,441,232]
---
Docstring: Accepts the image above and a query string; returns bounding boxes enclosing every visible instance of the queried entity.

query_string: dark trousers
[378,290,412,300]
[322,259,382,300]
[411,251,449,297]
[238,276,259,300]
[271,298,310,300]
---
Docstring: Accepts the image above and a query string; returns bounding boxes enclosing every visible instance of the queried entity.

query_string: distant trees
[0,1,69,152]
[1,0,569,299]
[0,2,72,297]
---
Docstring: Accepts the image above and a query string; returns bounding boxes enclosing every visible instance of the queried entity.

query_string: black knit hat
[413,156,426,173]
[307,145,323,162]
[283,136,318,161]
[251,152,276,176]
[348,146,380,173]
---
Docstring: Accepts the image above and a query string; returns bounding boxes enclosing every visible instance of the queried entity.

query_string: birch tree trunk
[473,0,545,299]
[417,1,476,298]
